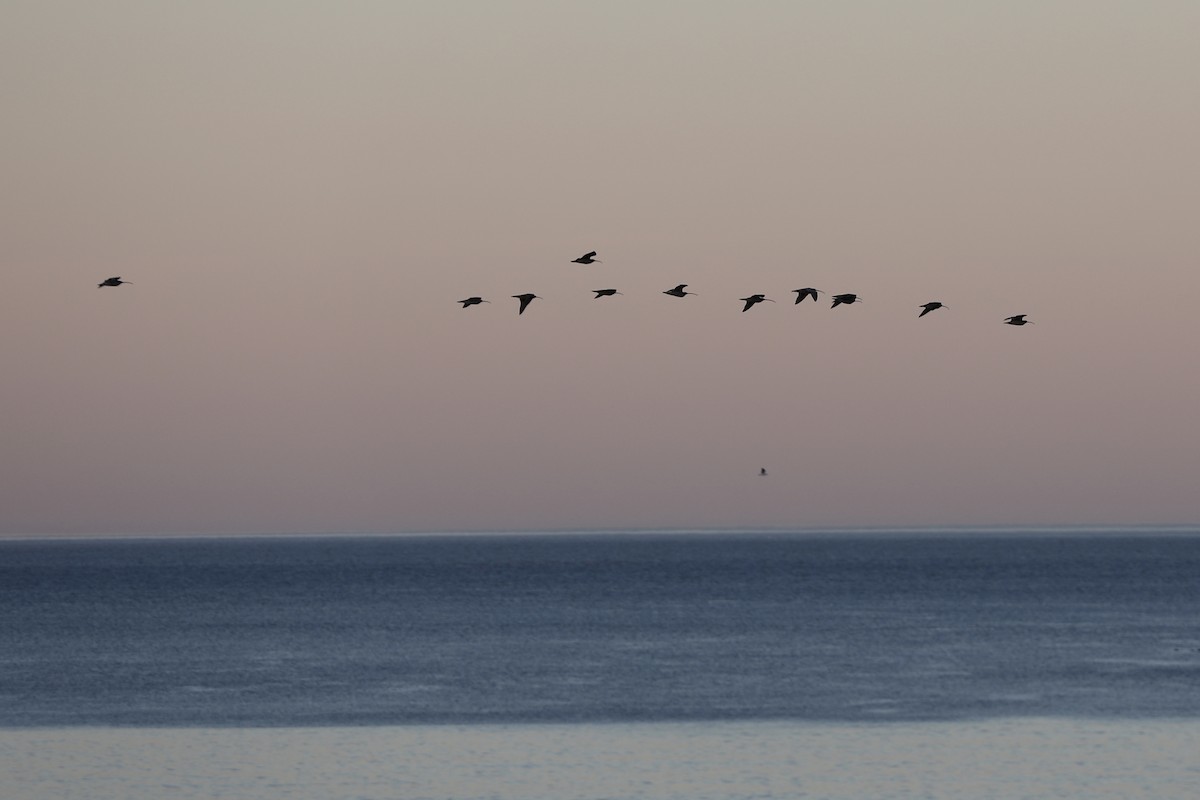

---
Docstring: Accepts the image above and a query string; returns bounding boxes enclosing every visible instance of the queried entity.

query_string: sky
[3,1,1199,536]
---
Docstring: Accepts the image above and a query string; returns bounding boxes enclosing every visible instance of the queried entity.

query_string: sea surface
[3,529,1200,798]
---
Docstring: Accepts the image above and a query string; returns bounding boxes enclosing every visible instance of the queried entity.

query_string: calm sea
[3,530,1199,728]
[5,530,1200,799]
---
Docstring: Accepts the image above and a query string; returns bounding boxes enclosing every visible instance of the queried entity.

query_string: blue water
[2,531,1199,727]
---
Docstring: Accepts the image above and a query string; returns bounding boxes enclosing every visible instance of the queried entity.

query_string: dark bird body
[1004,314,1032,326]
[592,289,622,298]
[98,277,131,288]
[663,284,697,298]
[512,293,540,315]
[458,297,489,308]
[830,293,861,308]
[918,302,946,317]
[740,294,775,312]
[792,288,821,304]
[572,251,601,264]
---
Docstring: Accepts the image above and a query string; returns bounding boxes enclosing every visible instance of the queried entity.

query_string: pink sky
[3,2,1199,535]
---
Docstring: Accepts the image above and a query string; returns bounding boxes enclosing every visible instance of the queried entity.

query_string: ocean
[2,530,1199,798]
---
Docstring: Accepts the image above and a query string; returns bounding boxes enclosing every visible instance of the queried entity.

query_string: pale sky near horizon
[3,2,1199,536]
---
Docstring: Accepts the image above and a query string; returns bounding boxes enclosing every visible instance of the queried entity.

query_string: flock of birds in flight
[465,250,1031,325]
[95,252,1034,326]
[97,255,1031,480]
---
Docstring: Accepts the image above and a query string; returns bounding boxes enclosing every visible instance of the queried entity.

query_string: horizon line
[3,523,1200,542]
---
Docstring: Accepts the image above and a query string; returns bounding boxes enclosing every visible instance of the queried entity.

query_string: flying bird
[512,293,540,315]
[572,251,601,264]
[792,288,821,304]
[830,293,861,308]
[458,297,489,308]
[739,294,775,312]
[918,302,946,317]
[592,289,622,298]
[760,468,768,477]
[98,277,131,288]
[663,284,697,298]
[1004,314,1032,326]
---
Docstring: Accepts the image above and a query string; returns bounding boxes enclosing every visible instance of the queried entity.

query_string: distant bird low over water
[831,293,861,308]
[98,277,131,288]
[592,289,622,298]
[919,302,946,317]
[663,284,697,298]
[740,294,775,312]
[572,251,601,264]
[513,293,540,315]
[793,288,822,304]
[1004,314,1032,326]
[458,297,489,308]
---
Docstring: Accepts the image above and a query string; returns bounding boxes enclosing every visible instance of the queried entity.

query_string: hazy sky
[3,2,1199,535]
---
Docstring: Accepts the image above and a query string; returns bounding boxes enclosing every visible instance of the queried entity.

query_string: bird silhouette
[740,294,775,312]
[830,293,861,308]
[458,297,489,308]
[98,277,131,288]
[759,468,768,476]
[512,293,540,315]
[1004,314,1032,326]
[918,302,946,317]
[792,288,822,304]
[592,289,622,298]
[572,251,601,264]
[663,284,697,298]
